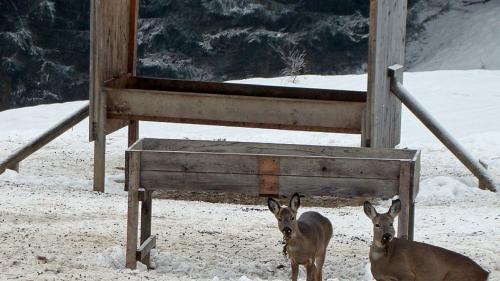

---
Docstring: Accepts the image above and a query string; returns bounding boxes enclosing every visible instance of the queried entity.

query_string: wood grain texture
[105,87,365,133]
[138,138,417,160]
[89,0,132,141]
[139,171,399,198]
[140,189,152,267]
[138,151,402,180]
[397,161,411,240]
[365,0,407,148]
[126,151,140,269]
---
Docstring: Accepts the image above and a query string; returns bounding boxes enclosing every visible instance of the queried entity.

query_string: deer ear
[267,198,281,216]
[363,201,377,220]
[388,199,401,218]
[289,193,300,212]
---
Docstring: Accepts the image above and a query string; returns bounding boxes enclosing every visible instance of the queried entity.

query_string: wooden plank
[139,151,402,180]
[139,171,399,198]
[140,189,153,267]
[128,0,139,74]
[397,161,411,240]
[105,88,365,134]
[89,0,132,141]
[126,151,140,269]
[258,157,280,195]
[136,235,156,262]
[128,120,139,147]
[139,138,417,160]
[409,152,420,240]
[365,0,407,148]
[93,93,106,193]
[131,76,367,102]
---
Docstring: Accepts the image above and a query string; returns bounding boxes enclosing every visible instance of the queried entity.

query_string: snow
[407,0,500,71]
[0,70,499,280]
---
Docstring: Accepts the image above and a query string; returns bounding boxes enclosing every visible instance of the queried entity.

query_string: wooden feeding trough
[125,138,420,269]
[90,0,409,193]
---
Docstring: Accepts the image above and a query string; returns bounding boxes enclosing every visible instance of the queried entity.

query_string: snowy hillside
[0,70,499,280]
[407,0,500,70]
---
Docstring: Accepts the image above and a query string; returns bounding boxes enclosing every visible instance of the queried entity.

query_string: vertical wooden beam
[128,0,139,75]
[140,189,153,267]
[93,92,106,193]
[127,0,140,149]
[365,0,408,148]
[397,161,411,239]
[126,151,140,269]
[408,151,420,241]
[128,120,139,147]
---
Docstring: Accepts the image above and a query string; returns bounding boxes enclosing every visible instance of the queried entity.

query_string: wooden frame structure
[125,138,420,269]
[89,0,409,192]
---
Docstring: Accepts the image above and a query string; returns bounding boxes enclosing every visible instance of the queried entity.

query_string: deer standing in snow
[268,193,332,281]
[363,199,489,281]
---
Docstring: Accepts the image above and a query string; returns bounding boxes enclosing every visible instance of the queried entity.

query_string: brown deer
[363,199,489,281]
[268,193,332,281]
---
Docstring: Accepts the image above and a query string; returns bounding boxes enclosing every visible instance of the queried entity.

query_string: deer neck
[284,224,305,250]
[369,241,389,261]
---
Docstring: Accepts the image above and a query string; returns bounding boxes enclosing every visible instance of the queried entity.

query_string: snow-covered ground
[0,70,499,280]
[407,0,500,71]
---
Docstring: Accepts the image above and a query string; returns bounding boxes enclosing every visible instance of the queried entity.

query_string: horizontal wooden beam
[140,171,399,198]
[137,138,417,160]
[136,235,156,261]
[123,76,367,102]
[106,87,365,133]
[138,151,403,180]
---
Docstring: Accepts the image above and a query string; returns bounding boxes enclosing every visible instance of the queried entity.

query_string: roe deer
[268,193,332,281]
[363,199,489,281]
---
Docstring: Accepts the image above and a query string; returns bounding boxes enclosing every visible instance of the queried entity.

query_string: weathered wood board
[127,138,420,199]
[89,0,137,141]
[104,76,367,134]
[364,0,408,148]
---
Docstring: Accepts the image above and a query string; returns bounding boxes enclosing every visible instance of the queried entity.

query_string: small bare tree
[272,44,306,83]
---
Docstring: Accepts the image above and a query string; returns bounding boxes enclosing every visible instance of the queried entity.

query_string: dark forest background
[0,0,425,111]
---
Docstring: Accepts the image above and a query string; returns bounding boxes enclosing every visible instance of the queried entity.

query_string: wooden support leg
[128,120,139,147]
[408,202,415,241]
[398,162,411,239]
[140,189,153,268]
[126,152,140,269]
[93,94,106,193]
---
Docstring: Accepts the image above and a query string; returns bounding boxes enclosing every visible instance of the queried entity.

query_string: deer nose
[283,227,292,235]
[382,233,393,242]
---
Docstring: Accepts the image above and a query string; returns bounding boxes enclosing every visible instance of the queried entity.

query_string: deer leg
[291,262,299,281]
[306,259,316,281]
[314,251,326,281]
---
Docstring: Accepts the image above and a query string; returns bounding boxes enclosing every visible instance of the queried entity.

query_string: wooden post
[364,0,408,148]
[126,151,140,269]
[140,189,153,267]
[389,67,499,193]
[397,161,411,240]
[128,120,139,147]
[90,0,137,192]
[93,92,106,193]
[127,0,140,148]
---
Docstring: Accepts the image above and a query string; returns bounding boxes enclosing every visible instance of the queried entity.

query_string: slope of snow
[407,0,500,71]
[0,70,499,280]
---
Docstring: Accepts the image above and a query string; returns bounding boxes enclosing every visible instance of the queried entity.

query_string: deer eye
[290,217,294,221]
[278,218,282,222]
[390,223,393,226]
[375,224,380,227]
